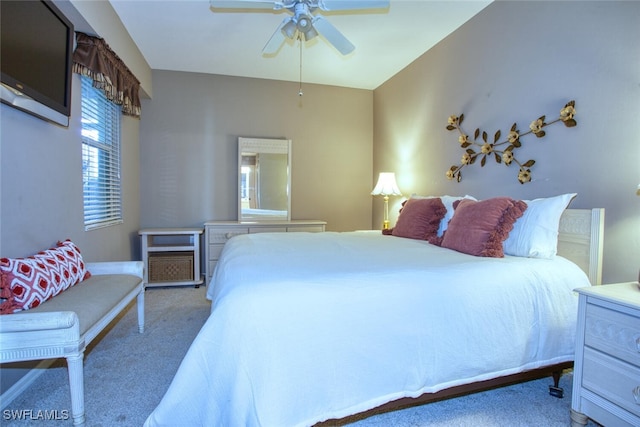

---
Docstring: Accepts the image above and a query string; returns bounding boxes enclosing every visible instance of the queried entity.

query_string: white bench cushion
[23,274,142,337]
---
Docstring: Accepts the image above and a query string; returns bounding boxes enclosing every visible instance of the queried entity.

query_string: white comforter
[145,231,590,427]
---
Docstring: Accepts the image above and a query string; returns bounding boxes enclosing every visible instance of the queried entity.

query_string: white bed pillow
[410,194,477,237]
[503,193,577,259]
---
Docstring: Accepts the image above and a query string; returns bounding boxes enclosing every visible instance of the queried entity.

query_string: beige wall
[139,70,373,232]
[373,1,640,284]
[0,0,147,262]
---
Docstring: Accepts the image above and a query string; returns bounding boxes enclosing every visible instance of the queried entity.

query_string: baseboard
[0,359,56,409]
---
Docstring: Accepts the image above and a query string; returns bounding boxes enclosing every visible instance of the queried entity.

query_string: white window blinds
[81,75,122,230]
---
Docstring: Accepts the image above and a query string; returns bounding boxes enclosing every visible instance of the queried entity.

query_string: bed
[144,196,604,427]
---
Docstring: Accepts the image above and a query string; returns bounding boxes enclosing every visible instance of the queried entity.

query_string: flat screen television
[1,0,74,127]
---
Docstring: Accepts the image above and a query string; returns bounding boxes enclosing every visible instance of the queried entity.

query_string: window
[81,76,122,230]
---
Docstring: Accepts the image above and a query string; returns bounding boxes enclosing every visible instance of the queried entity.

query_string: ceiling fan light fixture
[212,0,391,56]
[296,14,313,32]
[281,19,297,38]
[303,26,318,41]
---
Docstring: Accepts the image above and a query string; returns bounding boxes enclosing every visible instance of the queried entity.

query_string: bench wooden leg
[137,291,145,333]
[66,352,85,426]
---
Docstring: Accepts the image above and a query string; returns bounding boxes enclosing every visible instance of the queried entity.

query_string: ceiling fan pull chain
[298,37,304,97]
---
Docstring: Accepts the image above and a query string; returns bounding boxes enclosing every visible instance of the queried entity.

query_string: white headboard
[557,208,605,285]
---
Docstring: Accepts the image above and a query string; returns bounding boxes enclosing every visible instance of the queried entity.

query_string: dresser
[204,220,326,285]
[571,282,640,427]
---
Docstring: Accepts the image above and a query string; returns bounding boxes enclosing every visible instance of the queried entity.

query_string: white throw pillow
[503,193,577,259]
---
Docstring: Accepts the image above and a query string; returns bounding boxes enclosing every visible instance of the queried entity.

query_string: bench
[0,261,145,426]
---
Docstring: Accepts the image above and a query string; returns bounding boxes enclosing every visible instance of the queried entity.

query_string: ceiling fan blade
[312,15,354,55]
[318,0,390,11]
[210,0,283,10]
[263,17,290,54]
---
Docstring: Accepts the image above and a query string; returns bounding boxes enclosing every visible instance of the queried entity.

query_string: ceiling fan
[209,0,390,55]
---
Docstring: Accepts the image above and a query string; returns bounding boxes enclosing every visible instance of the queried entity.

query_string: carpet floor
[1,286,597,426]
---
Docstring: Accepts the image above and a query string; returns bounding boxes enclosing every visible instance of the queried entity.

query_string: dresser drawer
[583,347,640,417]
[585,303,640,366]
[208,227,249,244]
[208,260,218,277]
[249,226,286,233]
[287,225,325,232]
[208,244,225,260]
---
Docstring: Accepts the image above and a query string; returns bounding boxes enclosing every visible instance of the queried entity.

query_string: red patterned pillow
[391,197,447,241]
[0,240,91,314]
[441,197,527,257]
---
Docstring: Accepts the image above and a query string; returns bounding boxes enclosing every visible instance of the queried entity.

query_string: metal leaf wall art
[445,100,577,184]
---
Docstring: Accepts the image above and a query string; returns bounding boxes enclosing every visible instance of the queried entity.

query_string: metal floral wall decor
[445,100,577,184]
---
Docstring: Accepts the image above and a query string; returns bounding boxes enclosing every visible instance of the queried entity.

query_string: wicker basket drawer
[148,252,194,282]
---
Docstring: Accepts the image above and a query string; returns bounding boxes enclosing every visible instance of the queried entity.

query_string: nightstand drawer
[208,228,249,244]
[583,347,640,417]
[585,303,640,366]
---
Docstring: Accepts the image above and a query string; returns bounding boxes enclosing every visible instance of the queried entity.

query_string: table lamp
[371,172,402,230]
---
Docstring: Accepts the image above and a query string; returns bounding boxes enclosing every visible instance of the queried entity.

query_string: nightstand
[571,282,640,427]
[139,228,204,288]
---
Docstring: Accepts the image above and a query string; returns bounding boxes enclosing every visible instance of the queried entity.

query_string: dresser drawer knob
[634,386,640,404]
[225,233,233,239]
[636,336,640,352]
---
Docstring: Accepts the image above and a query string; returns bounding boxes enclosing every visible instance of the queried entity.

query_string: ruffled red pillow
[391,197,447,241]
[440,197,527,257]
[0,240,91,314]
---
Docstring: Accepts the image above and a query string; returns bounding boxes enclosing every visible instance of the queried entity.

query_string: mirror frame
[238,137,292,222]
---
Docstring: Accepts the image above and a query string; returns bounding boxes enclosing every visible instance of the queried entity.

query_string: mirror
[238,137,291,222]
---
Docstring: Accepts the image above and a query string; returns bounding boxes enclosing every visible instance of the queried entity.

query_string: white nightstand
[139,228,204,288]
[571,282,640,427]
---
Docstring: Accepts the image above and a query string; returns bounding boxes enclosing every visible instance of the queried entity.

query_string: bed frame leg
[549,369,564,398]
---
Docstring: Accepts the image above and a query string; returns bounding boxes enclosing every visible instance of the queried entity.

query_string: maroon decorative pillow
[440,197,527,257]
[0,240,91,314]
[391,197,447,241]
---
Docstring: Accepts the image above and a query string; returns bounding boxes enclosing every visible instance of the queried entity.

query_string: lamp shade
[371,172,402,196]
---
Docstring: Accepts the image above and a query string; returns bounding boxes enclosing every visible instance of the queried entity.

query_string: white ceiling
[109,0,491,90]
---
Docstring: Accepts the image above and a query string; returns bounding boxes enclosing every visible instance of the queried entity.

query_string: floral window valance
[72,32,141,118]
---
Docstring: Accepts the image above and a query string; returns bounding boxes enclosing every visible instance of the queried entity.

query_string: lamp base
[382,195,391,231]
